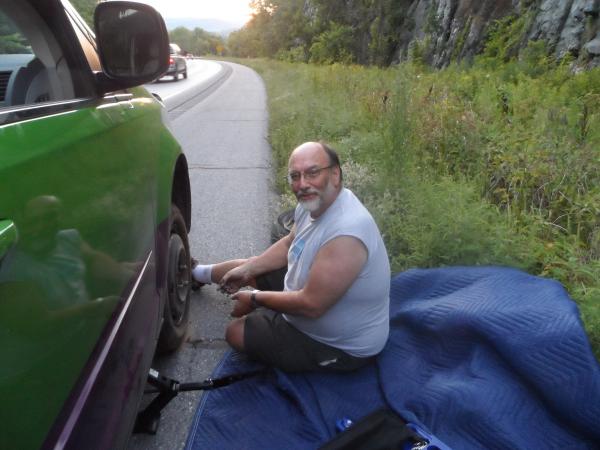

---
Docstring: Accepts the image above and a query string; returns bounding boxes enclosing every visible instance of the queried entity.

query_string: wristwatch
[250,289,260,309]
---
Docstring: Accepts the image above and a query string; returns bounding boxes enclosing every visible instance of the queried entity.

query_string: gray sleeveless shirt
[283,188,390,357]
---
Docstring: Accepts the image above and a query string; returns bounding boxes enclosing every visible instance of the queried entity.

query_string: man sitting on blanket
[192,141,390,372]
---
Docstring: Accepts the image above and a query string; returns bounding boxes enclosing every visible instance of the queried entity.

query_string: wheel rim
[168,233,190,325]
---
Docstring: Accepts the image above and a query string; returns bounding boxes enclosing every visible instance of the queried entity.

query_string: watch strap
[250,289,260,309]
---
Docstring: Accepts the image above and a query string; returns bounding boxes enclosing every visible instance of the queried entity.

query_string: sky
[139,0,254,28]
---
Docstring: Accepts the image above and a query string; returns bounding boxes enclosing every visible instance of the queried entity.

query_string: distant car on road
[166,43,187,81]
[0,1,192,449]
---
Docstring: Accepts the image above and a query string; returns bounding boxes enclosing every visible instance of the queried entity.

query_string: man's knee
[225,318,245,351]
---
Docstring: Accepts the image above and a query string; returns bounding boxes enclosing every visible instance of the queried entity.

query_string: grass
[229,57,600,360]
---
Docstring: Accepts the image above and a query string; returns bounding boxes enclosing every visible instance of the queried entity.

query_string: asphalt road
[128,60,277,450]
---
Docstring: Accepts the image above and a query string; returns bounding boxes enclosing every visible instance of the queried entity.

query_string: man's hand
[230,290,254,317]
[220,228,295,294]
[220,263,254,294]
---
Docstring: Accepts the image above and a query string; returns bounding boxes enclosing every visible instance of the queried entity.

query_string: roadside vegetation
[168,27,226,57]
[234,49,600,358]
[225,2,599,358]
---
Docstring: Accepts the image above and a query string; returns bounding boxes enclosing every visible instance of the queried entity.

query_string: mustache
[296,188,320,199]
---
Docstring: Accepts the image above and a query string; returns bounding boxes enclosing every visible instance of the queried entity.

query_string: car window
[0,3,77,110]
[62,0,101,72]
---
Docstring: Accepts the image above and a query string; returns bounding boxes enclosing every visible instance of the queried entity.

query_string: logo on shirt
[289,238,305,262]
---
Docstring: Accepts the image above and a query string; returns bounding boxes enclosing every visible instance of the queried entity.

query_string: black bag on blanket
[319,408,425,450]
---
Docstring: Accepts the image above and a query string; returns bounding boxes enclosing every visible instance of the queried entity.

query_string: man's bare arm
[220,226,296,291]
[247,225,295,275]
[231,235,367,318]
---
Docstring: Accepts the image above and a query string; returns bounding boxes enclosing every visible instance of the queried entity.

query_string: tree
[170,27,194,52]
[309,22,354,64]
[70,0,98,27]
[0,11,30,53]
[225,0,408,66]
[169,27,226,56]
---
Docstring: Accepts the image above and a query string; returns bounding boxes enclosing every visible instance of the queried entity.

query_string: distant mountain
[164,17,244,34]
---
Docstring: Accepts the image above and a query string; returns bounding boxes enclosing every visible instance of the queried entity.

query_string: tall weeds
[240,58,600,358]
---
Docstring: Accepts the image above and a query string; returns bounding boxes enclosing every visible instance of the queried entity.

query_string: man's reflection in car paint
[0,195,138,328]
[0,195,141,427]
[11,195,93,308]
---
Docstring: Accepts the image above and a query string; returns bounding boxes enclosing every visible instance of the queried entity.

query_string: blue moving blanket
[186,267,600,449]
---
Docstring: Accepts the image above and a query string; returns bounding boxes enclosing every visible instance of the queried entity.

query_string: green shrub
[277,46,308,63]
[518,40,552,77]
[479,13,532,66]
[370,176,537,271]
[309,23,355,65]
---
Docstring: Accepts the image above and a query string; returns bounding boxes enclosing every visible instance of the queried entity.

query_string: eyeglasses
[286,165,333,184]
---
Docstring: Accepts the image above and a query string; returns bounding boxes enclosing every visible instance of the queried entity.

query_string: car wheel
[157,204,191,353]
[183,70,187,79]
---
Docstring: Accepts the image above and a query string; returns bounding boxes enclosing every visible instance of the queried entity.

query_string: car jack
[134,367,266,434]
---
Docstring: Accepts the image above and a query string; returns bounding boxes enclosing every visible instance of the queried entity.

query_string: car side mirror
[94,1,169,93]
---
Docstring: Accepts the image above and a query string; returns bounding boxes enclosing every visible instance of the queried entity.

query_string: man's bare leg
[225,318,245,351]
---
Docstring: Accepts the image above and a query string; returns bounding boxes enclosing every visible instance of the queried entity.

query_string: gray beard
[299,197,321,212]
[298,181,338,213]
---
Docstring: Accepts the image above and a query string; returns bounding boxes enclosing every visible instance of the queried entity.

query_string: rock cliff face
[393,0,600,67]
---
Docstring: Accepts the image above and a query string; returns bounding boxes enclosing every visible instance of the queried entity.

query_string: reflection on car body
[0,1,192,449]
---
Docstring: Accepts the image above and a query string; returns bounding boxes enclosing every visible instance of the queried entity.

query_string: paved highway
[128,59,277,450]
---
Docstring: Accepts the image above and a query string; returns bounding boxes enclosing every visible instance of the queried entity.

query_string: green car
[0,1,192,448]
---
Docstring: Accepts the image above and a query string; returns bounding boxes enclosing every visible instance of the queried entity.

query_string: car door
[0,1,162,448]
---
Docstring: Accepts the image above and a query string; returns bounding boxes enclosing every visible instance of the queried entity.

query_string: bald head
[20,195,63,255]
[290,141,325,161]
[289,141,343,182]
[287,141,343,218]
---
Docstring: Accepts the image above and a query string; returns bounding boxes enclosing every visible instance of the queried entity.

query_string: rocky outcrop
[393,0,600,68]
